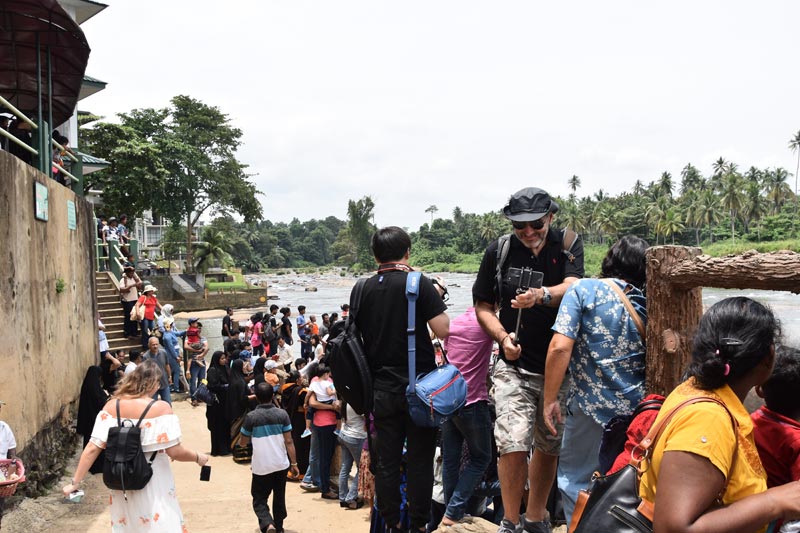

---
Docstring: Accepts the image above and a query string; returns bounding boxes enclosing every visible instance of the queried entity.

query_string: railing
[0,94,83,195]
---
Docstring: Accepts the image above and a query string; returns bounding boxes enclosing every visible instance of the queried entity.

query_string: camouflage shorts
[492,358,570,456]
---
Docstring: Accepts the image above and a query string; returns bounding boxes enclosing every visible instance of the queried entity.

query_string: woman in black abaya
[76,366,108,474]
[206,351,231,456]
[226,359,252,451]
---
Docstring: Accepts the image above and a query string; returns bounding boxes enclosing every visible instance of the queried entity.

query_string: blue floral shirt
[552,278,647,426]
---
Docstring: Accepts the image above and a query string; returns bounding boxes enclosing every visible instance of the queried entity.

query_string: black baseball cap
[502,187,559,222]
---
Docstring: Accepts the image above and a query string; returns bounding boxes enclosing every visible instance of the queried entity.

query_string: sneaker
[301,428,312,438]
[497,518,521,533]
[333,429,341,437]
[299,482,319,492]
[521,515,551,533]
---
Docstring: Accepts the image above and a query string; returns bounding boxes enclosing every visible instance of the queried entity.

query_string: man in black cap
[472,187,584,533]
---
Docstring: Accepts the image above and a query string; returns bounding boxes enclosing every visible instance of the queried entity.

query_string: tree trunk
[663,250,800,293]
[695,227,700,246]
[645,246,703,395]
[185,214,193,274]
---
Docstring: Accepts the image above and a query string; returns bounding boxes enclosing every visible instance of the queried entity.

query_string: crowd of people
[56,185,800,533]
[1,112,76,186]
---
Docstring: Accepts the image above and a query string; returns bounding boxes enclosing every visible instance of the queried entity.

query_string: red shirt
[186,326,201,345]
[137,295,159,320]
[751,406,800,487]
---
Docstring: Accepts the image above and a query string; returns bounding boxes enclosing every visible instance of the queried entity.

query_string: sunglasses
[512,219,546,230]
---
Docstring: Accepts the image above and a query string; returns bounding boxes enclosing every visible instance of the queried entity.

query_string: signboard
[34,182,48,221]
[67,200,77,230]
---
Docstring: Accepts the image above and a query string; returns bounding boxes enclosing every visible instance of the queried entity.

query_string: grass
[205,270,248,291]
[700,239,800,256]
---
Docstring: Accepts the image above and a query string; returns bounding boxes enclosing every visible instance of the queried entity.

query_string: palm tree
[683,190,703,245]
[658,171,674,198]
[680,164,704,194]
[719,172,744,243]
[425,204,439,224]
[764,167,793,215]
[658,208,685,244]
[568,175,581,194]
[632,179,645,197]
[698,190,722,243]
[478,212,504,244]
[743,181,766,241]
[788,130,800,234]
[193,228,234,273]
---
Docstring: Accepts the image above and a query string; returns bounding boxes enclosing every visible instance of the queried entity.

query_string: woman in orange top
[640,297,800,533]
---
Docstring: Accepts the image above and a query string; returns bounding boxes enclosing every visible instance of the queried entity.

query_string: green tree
[568,174,581,194]
[192,228,234,273]
[347,196,376,268]
[658,208,685,244]
[160,223,187,273]
[764,167,793,215]
[425,205,439,224]
[719,172,744,242]
[788,130,800,234]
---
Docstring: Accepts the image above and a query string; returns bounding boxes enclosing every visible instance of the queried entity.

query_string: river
[174,272,800,355]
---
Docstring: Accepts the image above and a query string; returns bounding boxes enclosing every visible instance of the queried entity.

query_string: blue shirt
[552,278,647,426]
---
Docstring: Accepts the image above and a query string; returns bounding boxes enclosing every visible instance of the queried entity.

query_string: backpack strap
[116,399,122,426]
[135,399,159,428]
[561,228,579,263]
[494,234,512,305]
[405,272,422,393]
[601,278,646,340]
[348,278,367,326]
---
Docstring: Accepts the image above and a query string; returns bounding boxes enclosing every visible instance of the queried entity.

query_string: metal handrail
[0,127,38,155]
[51,138,78,163]
[0,95,38,129]
[53,162,77,183]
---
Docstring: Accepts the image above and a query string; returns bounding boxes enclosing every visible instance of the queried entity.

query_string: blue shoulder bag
[405,272,467,428]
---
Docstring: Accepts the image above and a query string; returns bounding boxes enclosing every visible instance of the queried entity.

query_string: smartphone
[200,465,211,482]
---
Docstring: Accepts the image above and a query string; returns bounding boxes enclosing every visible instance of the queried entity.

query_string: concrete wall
[0,151,97,458]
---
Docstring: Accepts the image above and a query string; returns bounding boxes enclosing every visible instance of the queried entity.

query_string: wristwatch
[541,286,552,305]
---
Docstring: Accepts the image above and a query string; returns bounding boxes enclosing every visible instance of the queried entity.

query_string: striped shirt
[241,404,292,475]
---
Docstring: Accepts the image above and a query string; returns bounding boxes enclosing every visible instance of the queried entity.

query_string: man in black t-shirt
[221,307,235,338]
[472,187,584,533]
[354,226,449,533]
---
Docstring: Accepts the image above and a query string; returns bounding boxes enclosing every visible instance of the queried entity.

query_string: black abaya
[76,366,108,474]
[206,357,231,456]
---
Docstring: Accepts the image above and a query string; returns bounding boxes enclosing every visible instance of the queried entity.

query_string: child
[752,346,800,532]
[302,364,341,438]
[264,360,281,391]
[239,342,252,365]
[752,345,800,487]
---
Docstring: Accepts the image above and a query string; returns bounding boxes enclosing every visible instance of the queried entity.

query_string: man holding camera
[472,187,584,533]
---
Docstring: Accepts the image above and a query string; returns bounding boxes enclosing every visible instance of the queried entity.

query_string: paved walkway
[5,397,370,532]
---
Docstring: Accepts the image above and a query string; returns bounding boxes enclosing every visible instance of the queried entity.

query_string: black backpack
[103,399,158,498]
[327,278,373,415]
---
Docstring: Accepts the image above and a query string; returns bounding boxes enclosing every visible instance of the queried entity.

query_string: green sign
[67,200,76,230]
[34,182,48,221]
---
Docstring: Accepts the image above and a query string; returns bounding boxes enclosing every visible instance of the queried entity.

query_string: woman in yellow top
[640,297,800,532]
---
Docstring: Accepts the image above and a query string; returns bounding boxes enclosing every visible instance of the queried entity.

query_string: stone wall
[0,151,97,494]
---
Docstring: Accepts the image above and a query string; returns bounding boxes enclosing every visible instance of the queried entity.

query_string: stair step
[98,295,119,303]
[107,338,142,351]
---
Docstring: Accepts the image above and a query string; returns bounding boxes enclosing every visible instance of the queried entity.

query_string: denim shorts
[492,358,570,456]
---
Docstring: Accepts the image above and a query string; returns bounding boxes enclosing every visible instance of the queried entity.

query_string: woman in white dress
[63,359,210,532]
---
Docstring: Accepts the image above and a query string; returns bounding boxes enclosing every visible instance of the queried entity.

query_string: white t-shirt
[124,362,137,375]
[0,421,17,459]
[310,379,336,402]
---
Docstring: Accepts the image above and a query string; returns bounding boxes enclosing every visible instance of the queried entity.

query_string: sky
[78,1,800,231]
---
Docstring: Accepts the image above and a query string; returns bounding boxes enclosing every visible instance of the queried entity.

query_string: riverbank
[4,396,371,532]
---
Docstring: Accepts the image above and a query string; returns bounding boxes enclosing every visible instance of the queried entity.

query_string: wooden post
[645,247,800,395]
[645,246,703,395]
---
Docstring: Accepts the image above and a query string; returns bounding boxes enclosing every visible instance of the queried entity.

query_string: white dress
[90,410,187,532]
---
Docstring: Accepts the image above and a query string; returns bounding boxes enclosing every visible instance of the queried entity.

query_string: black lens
[512,219,545,230]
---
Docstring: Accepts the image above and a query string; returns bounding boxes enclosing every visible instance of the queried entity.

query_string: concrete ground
[4,397,370,532]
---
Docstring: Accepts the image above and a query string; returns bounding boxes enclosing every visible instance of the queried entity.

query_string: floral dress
[90,410,188,532]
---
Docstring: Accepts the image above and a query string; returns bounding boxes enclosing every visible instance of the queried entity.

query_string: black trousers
[121,300,138,337]
[373,389,437,531]
[251,468,288,531]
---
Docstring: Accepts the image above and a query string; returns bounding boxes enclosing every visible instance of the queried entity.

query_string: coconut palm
[680,164,704,194]
[788,130,800,234]
[568,175,582,194]
[698,190,722,243]
[192,228,234,273]
[658,171,674,198]
[683,190,704,245]
[658,208,685,244]
[478,212,504,244]
[719,172,744,242]
[764,167,793,215]
[743,181,766,241]
[425,204,439,224]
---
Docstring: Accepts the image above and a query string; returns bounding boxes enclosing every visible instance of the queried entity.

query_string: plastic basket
[0,458,25,497]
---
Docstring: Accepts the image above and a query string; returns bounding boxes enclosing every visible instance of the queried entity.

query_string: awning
[78,150,108,175]
[0,0,91,128]
[79,73,106,101]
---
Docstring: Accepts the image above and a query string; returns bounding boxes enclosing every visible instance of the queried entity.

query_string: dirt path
[5,397,371,532]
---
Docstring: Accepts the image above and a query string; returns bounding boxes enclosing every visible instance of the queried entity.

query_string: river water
[174,272,800,356]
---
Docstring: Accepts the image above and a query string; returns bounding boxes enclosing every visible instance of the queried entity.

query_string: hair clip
[723,363,731,376]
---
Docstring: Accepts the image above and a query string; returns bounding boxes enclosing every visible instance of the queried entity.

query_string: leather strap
[406,272,421,391]
[601,278,645,339]
[631,395,739,500]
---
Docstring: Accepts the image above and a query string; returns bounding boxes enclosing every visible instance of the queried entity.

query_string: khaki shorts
[492,358,570,456]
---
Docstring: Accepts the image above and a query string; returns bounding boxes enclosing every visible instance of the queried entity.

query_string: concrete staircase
[96,272,141,353]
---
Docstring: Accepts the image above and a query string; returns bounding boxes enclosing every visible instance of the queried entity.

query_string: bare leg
[525,449,558,522]
[498,451,528,525]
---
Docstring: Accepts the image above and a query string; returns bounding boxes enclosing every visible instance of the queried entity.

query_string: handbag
[192,381,217,406]
[569,396,738,533]
[405,272,467,428]
[130,304,145,322]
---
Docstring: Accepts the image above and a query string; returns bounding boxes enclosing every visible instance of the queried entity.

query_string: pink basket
[0,458,25,497]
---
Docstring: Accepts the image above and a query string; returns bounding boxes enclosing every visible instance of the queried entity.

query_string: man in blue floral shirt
[542,235,649,526]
